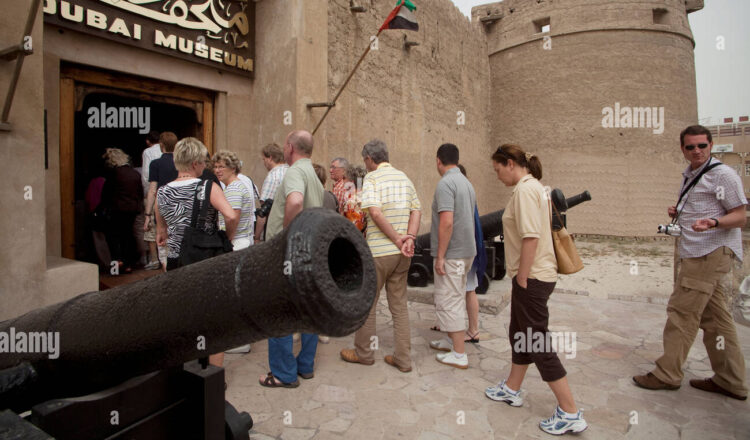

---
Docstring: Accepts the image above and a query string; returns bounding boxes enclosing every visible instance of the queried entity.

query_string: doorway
[60,64,215,262]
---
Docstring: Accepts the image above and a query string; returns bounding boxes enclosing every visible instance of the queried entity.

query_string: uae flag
[379,0,419,32]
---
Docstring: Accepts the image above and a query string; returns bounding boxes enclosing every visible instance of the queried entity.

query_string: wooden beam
[59,78,76,260]
[61,65,215,103]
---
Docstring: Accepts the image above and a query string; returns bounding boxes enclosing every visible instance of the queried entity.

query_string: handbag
[549,200,584,274]
[179,179,233,266]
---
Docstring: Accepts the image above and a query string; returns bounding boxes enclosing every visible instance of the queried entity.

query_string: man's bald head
[287,130,314,156]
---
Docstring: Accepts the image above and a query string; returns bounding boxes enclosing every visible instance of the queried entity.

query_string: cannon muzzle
[551,189,591,211]
[0,208,376,411]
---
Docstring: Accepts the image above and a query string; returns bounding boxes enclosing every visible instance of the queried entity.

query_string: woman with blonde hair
[213,150,255,250]
[100,148,143,274]
[155,138,239,367]
[484,144,587,435]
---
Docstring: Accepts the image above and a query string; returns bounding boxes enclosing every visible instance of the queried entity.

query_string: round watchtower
[474,0,704,236]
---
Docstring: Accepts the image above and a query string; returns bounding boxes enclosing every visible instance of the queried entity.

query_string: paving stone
[301,400,322,411]
[319,417,351,433]
[249,433,276,440]
[477,336,512,354]
[311,384,355,403]
[624,412,680,439]
[280,428,316,440]
[592,342,633,360]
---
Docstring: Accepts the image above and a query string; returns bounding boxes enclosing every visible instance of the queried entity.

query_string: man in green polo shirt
[259,130,324,388]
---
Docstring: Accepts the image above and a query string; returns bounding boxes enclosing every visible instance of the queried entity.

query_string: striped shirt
[360,162,421,257]
[677,158,747,260]
[260,164,289,201]
[157,179,218,259]
[219,179,255,243]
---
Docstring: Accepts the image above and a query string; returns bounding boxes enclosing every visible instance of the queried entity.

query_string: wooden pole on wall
[311,28,383,136]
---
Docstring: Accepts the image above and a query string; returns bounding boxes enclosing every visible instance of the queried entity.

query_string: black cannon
[0,208,377,440]
[408,189,592,292]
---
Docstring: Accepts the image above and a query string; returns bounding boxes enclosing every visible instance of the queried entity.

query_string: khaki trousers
[354,253,412,369]
[653,246,747,396]
[433,258,473,333]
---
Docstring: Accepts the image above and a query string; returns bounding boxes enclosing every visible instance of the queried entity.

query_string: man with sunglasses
[633,125,747,401]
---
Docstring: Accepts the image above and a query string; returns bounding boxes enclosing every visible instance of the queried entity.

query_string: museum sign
[43,0,255,77]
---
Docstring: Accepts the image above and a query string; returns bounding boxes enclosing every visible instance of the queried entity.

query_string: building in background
[708,117,750,199]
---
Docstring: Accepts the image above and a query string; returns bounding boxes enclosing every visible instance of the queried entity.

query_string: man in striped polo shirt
[340,139,422,373]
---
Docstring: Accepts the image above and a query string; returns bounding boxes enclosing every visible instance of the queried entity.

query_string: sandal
[465,331,480,343]
[259,372,299,388]
[430,325,441,332]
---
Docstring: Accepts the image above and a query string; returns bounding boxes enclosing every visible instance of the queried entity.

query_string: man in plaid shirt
[254,143,288,242]
[634,125,747,401]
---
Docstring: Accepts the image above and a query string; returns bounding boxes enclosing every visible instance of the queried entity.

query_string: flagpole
[311,28,383,136]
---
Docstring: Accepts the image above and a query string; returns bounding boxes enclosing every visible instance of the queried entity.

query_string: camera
[657,224,681,236]
[255,199,273,218]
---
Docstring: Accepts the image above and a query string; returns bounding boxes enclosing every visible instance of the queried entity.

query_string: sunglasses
[684,143,709,151]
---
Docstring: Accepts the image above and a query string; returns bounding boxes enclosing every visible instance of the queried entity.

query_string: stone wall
[318,0,498,229]
[0,0,48,319]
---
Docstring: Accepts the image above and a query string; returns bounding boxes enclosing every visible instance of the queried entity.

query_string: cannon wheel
[407,263,430,287]
[476,273,491,295]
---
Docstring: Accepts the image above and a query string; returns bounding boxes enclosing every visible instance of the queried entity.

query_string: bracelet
[710,217,719,228]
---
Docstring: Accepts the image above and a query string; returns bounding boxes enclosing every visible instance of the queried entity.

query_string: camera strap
[673,158,721,223]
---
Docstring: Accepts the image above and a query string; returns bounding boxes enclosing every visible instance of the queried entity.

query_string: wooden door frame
[59,65,215,259]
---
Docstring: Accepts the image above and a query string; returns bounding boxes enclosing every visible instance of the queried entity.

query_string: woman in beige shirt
[484,144,588,435]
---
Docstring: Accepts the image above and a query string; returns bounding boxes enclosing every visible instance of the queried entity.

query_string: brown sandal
[259,372,299,388]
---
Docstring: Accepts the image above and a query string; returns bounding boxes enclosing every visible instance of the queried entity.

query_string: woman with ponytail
[484,144,588,435]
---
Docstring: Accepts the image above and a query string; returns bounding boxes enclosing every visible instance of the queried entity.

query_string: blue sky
[451,0,749,125]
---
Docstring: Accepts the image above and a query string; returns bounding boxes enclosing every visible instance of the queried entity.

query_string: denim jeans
[268,334,318,383]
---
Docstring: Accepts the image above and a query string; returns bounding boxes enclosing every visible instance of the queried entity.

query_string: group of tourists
[101,123,745,436]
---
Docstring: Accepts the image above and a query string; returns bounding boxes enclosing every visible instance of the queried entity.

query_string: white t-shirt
[141,144,162,194]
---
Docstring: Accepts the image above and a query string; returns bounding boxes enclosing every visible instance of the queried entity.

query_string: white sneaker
[436,351,468,369]
[318,335,330,343]
[485,379,524,407]
[539,406,588,435]
[225,344,251,354]
[429,339,453,352]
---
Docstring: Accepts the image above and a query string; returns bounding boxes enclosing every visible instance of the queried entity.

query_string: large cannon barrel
[0,208,376,411]
[414,189,591,252]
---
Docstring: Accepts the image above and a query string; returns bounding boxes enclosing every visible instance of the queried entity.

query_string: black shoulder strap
[677,159,721,208]
[190,180,211,228]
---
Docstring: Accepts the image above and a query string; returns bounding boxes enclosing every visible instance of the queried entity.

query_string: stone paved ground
[225,292,750,440]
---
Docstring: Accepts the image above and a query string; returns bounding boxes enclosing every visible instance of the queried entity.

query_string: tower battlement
[473,0,703,55]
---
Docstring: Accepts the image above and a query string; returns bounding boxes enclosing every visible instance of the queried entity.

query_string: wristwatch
[710,217,719,228]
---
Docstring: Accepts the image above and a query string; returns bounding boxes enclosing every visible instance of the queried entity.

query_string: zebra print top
[157,178,219,259]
